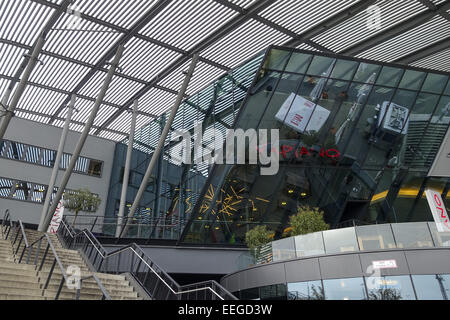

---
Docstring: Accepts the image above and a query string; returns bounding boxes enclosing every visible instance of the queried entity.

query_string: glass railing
[237,222,450,270]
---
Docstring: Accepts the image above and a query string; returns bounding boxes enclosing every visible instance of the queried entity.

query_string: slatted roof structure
[0,0,449,142]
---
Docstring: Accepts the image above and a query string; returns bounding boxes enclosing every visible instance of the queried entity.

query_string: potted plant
[288,206,329,236]
[64,188,101,227]
[245,225,274,263]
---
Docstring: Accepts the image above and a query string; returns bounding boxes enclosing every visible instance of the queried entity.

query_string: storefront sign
[372,260,397,269]
[425,188,450,232]
[47,198,64,234]
[275,93,330,133]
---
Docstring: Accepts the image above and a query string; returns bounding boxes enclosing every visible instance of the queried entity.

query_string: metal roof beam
[0,0,72,142]
[340,1,450,56]
[93,0,276,136]
[416,0,450,22]
[282,0,377,48]
[13,108,129,138]
[214,0,334,53]
[0,73,158,119]
[30,0,231,72]
[394,37,450,64]
[48,0,173,124]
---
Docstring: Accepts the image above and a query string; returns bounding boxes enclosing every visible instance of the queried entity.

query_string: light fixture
[215,226,220,230]
[288,189,294,194]
[300,192,307,197]
[281,201,287,206]
[198,217,202,220]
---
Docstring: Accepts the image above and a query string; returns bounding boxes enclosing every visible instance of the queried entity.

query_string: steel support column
[42,45,125,232]
[38,94,76,232]
[115,100,139,237]
[0,37,45,142]
[120,54,200,238]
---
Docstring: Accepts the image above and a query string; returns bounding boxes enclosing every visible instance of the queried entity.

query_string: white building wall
[0,117,116,224]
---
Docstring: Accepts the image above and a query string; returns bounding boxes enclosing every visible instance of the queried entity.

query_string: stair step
[0,294,46,300]
[0,261,38,271]
[44,289,138,300]
[0,280,41,289]
[0,273,40,284]
[0,286,44,296]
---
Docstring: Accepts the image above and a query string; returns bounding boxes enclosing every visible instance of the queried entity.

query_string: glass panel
[421,73,448,94]
[376,66,404,87]
[398,69,426,91]
[444,80,450,95]
[264,48,291,71]
[323,227,359,253]
[428,222,450,247]
[352,63,381,83]
[323,277,367,300]
[288,280,324,300]
[438,274,450,300]
[0,177,13,198]
[356,224,396,250]
[391,222,433,248]
[294,232,325,257]
[40,148,55,166]
[412,275,445,300]
[330,59,358,81]
[259,284,287,300]
[272,237,296,261]
[306,56,336,77]
[285,52,313,74]
[88,160,103,177]
[366,275,416,300]
[239,287,259,300]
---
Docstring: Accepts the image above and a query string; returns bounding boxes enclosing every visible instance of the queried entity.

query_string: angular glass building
[108,45,450,246]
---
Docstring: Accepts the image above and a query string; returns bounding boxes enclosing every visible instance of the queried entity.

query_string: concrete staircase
[0,226,143,300]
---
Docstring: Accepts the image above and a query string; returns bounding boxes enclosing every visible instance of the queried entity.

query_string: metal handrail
[58,217,237,300]
[3,210,111,300]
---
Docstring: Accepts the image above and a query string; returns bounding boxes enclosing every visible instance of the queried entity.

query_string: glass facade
[234,274,450,300]
[104,52,265,240]
[237,222,450,268]
[106,46,449,244]
[181,46,450,245]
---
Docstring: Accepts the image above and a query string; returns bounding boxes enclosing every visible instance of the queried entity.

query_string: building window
[323,277,367,300]
[411,275,446,300]
[288,280,324,300]
[88,160,103,177]
[0,139,103,178]
[365,275,415,300]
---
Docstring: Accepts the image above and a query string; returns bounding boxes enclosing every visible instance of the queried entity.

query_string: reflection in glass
[272,237,296,261]
[323,277,367,300]
[391,222,434,248]
[323,227,359,253]
[288,280,324,300]
[356,224,396,250]
[285,52,312,74]
[294,232,325,257]
[376,66,403,87]
[412,275,445,300]
[366,275,415,300]
[421,73,448,94]
[428,222,450,247]
[330,59,358,81]
[398,69,426,91]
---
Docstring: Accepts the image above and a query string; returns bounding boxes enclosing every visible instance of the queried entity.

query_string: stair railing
[57,217,237,300]
[3,210,111,300]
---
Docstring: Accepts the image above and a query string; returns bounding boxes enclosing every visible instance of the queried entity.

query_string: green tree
[289,206,329,236]
[245,225,273,261]
[63,188,101,226]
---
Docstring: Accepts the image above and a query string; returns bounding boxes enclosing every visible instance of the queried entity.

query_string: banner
[47,197,65,234]
[425,189,450,232]
[275,93,330,133]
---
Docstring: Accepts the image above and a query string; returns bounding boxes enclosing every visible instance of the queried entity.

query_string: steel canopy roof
[0,0,449,142]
